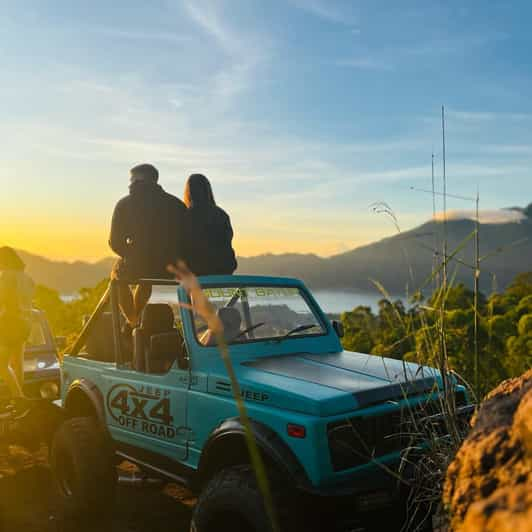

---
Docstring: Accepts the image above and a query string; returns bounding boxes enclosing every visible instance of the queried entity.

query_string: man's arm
[109,201,129,257]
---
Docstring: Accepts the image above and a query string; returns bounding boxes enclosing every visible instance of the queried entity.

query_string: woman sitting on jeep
[183,174,237,277]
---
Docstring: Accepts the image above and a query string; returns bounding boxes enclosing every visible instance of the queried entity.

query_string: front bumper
[301,403,475,499]
[300,453,404,498]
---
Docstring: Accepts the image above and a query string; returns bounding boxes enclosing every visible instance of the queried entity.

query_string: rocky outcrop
[444,369,532,531]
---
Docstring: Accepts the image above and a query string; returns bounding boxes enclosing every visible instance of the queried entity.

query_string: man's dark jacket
[109,181,186,279]
[184,205,237,276]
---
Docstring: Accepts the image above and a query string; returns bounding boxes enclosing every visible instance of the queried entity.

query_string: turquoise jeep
[52,275,472,531]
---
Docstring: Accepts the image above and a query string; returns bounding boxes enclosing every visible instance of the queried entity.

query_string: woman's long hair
[184,174,216,208]
[0,247,25,271]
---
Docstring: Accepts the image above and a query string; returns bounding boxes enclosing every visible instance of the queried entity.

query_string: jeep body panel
[63,355,190,461]
[61,275,466,497]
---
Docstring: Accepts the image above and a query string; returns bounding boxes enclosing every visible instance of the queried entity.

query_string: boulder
[443,369,532,531]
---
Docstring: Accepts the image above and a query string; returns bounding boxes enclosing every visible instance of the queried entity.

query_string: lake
[61,289,402,314]
[311,290,402,314]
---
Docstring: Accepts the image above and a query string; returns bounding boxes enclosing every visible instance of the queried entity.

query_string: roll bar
[68,278,181,359]
[69,284,111,356]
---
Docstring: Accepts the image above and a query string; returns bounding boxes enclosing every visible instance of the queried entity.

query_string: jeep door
[103,365,189,461]
[101,283,190,462]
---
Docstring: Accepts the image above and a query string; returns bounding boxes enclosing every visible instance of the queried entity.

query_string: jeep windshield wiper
[233,322,266,340]
[275,324,317,343]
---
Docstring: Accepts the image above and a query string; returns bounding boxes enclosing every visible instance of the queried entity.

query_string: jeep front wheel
[50,416,117,518]
[191,465,296,532]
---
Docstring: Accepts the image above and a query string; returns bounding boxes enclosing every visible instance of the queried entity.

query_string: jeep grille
[327,399,449,472]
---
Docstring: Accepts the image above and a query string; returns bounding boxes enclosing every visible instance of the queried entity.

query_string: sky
[1,0,531,262]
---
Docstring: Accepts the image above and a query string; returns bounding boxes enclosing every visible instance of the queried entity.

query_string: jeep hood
[235,351,440,417]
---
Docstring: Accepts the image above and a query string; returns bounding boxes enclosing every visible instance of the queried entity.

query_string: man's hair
[130,163,159,183]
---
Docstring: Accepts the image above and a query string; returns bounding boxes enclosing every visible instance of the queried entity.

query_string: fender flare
[197,418,311,489]
[64,378,108,433]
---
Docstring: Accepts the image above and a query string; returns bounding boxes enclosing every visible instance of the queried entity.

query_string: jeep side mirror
[55,336,67,350]
[332,320,344,338]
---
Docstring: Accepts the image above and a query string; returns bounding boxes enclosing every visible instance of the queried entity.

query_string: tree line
[32,272,531,397]
[341,272,532,396]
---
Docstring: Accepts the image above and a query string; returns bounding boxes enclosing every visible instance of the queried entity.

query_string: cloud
[336,57,393,71]
[93,27,191,44]
[403,32,509,58]
[336,31,509,74]
[169,98,183,109]
[481,144,532,155]
[446,109,532,123]
[182,0,240,55]
[288,0,357,26]
[181,0,271,102]
[433,209,526,224]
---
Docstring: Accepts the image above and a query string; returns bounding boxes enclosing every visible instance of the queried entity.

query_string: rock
[443,369,532,531]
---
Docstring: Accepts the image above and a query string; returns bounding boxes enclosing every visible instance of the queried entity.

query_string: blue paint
[62,275,468,494]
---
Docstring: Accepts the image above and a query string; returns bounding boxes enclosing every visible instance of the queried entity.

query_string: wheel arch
[64,378,108,432]
[196,418,310,491]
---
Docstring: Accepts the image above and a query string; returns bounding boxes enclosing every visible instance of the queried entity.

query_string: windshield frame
[188,282,329,347]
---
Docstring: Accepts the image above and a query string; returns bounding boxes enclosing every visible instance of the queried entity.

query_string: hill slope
[17,250,114,294]
[15,205,532,295]
[237,214,532,294]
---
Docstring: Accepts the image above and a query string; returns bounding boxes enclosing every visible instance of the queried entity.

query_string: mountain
[237,205,532,295]
[15,203,532,295]
[17,250,114,294]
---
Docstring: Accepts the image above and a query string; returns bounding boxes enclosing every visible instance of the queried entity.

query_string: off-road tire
[50,416,116,518]
[190,465,301,532]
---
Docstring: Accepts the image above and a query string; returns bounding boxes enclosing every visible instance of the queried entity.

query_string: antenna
[431,151,436,220]
[441,105,447,288]
[431,151,439,291]
[474,186,480,398]
[440,105,451,413]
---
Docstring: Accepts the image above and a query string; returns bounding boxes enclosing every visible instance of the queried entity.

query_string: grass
[171,264,280,532]
[360,202,482,531]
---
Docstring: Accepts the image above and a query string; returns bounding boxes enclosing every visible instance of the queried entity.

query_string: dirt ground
[0,446,195,532]
[0,446,403,532]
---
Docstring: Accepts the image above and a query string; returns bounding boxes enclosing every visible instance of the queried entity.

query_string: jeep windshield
[192,285,326,345]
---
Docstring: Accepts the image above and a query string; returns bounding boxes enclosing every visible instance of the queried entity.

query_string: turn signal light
[287,424,306,438]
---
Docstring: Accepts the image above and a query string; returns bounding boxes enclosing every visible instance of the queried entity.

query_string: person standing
[183,173,237,276]
[0,247,34,398]
[109,163,187,326]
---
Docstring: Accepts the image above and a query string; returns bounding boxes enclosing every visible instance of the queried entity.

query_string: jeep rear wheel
[191,465,299,532]
[51,416,116,518]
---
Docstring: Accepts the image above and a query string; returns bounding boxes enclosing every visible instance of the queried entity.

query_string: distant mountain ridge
[237,202,532,294]
[16,250,114,294]
[16,203,532,295]
[238,217,532,294]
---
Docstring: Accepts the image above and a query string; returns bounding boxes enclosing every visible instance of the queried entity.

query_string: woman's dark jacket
[184,206,237,276]
[109,182,187,280]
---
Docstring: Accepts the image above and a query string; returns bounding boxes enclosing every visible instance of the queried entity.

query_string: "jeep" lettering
[241,390,269,402]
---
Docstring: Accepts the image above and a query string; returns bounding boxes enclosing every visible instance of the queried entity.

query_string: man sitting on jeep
[109,164,187,329]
